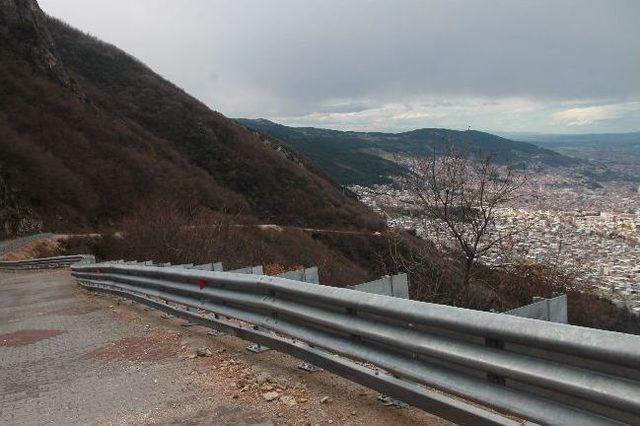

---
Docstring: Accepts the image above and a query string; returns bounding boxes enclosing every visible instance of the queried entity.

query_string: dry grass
[0,235,65,261]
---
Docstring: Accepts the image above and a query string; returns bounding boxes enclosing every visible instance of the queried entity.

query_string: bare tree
[406,145,527,292]
[378,228,450,302]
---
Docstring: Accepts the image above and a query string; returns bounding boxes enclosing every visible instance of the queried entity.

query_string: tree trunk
[462,255,474,289]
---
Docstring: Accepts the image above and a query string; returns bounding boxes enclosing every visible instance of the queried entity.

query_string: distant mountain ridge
[237,119,577,185]
[501,131,640,182]
[499,131,640,148]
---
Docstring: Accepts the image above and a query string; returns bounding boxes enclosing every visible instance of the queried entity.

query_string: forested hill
[0,0,382,236]
[237,119,577,185]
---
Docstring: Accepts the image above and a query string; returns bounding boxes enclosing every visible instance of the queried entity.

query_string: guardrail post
[276,266,320,284]
[377,393,409,408]
[247,285,272,353]
[246,299,272,353]
[347,307,361,342]
[485,338,506,386]
[246,324,270,353]
[504,294,568,323]
[347,273,409,299]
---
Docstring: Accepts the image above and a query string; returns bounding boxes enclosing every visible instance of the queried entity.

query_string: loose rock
[280,395,297,407]
[255,372,271,384]
[262,391,280,402]
[196,347,213,357]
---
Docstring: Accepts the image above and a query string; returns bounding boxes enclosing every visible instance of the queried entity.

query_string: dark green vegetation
[0,1,382,237]
[237,119,577,185]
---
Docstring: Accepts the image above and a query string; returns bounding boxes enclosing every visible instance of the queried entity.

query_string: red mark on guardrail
[198,278,206,290]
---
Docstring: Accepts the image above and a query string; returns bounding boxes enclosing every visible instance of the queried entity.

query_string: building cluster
[350,179,640,314]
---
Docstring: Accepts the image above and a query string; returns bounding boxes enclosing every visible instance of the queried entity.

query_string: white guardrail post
[348,273,409,299]
[505,294,568,323]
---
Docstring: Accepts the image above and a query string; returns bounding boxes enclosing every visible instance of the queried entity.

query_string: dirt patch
[47,303,102,316]
[263,263,304,276]
[38,292,76,304]
[84,332,179,362]
[0,329,66,347]
[81,292,452,426]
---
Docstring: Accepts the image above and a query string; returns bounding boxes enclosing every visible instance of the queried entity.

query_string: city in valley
[351,170,640,314]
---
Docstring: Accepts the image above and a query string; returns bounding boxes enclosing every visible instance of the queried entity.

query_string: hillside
[237,119,577,185]
[0,0,382,237]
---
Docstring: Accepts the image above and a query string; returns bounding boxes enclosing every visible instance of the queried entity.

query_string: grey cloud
[38,0,640,132]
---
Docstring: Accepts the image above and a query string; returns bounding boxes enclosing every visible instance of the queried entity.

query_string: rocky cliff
[0,0,71,86]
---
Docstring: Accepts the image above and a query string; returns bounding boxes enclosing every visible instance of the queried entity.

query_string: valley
[241,119,640,316]
[351,173,640,314]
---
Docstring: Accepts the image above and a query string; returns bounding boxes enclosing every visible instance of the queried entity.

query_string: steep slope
[0,0,72,88]
[237,119,577,185]
[0,0,382,236]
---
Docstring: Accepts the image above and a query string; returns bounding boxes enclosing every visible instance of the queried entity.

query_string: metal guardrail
[0,254,95,270]
[71,261,640,426]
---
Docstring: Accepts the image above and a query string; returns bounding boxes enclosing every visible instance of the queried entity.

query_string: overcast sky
[39,0,639,133]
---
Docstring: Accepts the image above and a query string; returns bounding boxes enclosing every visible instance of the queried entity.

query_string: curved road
[0,268,449,425]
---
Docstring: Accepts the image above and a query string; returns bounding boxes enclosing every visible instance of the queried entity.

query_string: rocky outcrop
[0,0,71,87]
[0,174,42,238]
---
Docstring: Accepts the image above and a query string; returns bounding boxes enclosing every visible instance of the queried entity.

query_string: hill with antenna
[236,119,578,185]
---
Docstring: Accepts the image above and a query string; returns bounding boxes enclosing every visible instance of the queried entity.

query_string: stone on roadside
[255,372,271,384]
[280,395,297,407]
[262,391,280,402]
[195,347,213,357]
